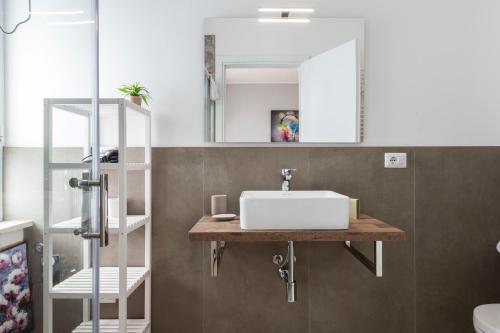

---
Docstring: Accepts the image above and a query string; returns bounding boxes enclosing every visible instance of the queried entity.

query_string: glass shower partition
[3,1,151,332]
[41,1,104,332]
[1,0,102,332]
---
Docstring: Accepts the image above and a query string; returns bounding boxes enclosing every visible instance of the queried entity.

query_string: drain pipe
[287,241,297,302]
[273,241,297,302]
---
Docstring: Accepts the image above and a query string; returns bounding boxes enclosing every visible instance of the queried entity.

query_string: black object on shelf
[82,148,119,163]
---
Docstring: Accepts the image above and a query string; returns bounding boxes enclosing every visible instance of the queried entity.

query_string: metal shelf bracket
[209,240,383,278]
[344,240,383,277]
[210,241,226,277]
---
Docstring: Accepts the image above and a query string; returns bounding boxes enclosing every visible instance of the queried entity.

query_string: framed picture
[271,110,300,142]
[0,242,33,332]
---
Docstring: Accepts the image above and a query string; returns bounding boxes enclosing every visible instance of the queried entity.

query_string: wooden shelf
[72,319,149,333]
[189,215,405,242]
[50,215,150,234]
[50,267,149,300]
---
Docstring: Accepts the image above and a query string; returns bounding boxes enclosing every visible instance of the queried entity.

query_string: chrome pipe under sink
[273,240,297,303]
[286,241,297,302]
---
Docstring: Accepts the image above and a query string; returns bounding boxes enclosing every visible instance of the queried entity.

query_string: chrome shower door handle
[71,172,92,238]
[99,174,109,247]
[69,173,109,247]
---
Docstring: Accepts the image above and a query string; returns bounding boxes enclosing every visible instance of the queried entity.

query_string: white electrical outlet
[384,153,407,168]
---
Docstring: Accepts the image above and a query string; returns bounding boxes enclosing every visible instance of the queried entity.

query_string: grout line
[307,147,311,191]
[201,242,205,333]
[308,241,311,333]
[412,148,417,333]
[201,150,206,333]
[307,147,311,333]
[202,149,206,221]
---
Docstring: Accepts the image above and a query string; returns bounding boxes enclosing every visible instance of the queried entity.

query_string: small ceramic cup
[211,195,227,215]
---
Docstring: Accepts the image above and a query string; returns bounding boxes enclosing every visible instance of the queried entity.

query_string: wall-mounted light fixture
[258,7,314,23]
[258,18,310,23]
[258,8,315,13]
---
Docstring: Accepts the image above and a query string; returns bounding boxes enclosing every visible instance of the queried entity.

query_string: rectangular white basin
[240,190,350,230]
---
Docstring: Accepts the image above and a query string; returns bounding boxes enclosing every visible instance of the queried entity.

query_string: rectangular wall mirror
[204,18,365,144]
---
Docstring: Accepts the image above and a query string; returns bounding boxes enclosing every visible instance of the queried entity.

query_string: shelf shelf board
[50,267,149,300]
[189,215,405,242]
[47,98,151,117]
[72,319,150,333]
[48,162,151,171]
[49,215,150,234]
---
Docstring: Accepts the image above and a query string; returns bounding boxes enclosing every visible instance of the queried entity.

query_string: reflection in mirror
[224,66,299,142]
[300,40,358,143]
[205,18,364,144]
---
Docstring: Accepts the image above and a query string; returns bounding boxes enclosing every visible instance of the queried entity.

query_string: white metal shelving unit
[43,98,152,333]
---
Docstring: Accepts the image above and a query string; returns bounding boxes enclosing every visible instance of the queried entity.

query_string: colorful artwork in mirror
[271,110,300,142]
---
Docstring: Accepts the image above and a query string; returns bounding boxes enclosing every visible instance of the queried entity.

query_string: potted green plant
[117,82,151,106]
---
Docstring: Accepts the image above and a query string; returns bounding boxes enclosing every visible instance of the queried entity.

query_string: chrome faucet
[281,168,296,191]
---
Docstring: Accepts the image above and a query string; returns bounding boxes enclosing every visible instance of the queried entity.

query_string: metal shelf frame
[73,319,150,333]
[43,98,152,333]
[50,215,150,235]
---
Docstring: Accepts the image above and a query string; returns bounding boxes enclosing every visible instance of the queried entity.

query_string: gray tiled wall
[151,147,500,333]
[4,147,500,332]
[414,148,500,332]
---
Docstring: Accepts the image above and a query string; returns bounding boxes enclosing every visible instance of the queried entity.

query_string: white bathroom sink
[240,191,350,230]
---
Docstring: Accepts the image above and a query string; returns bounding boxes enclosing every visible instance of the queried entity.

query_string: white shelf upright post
[118,100,128,333]
[144,105,152,332]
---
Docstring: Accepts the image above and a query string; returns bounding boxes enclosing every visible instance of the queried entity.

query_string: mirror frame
[204,18,365,144]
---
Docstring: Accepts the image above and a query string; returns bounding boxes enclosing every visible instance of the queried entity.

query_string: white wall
[225,84,299,142]
[4,0,500,147]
